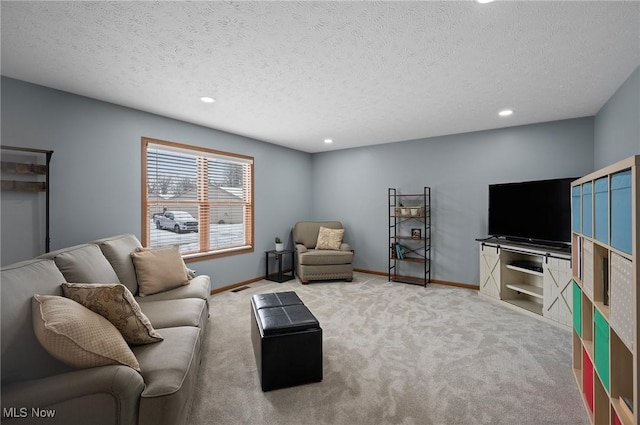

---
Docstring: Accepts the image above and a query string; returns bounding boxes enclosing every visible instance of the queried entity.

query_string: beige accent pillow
[32,294,140,371]
[315,226,345,250]
[130,247,190,297]
[62,283,163,345]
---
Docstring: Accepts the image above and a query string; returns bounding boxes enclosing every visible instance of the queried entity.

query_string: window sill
[183,245,253,262]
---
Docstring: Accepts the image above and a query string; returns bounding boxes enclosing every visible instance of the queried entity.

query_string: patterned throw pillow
[32,294,140,371]
[62,283,163,345]
[315,226,345,250]
[130,247,190,297]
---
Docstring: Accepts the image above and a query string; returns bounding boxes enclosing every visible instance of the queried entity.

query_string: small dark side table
[265,249,295,282]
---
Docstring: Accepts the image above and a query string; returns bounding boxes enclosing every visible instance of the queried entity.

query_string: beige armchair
[292,221,354,284]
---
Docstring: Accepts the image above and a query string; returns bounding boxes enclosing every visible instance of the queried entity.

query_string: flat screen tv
[488,177,576,247]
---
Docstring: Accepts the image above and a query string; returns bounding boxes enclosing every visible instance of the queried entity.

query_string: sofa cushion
[62,283,163,345]
[136,275,211,303]
[39,244,121,284]
[131,247,190,297]
[315,226,345,250]
[32,294,140,371]
[298,249,354,266]
[92,234,143,295]
[1,259,71,384]
[139,298,208,330]
[133,326,201,425]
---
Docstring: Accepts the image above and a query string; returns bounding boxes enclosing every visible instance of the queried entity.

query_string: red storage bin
[583,349,594,412]
[613,409,622,425]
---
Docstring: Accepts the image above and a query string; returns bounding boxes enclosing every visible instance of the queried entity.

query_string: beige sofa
[292,221,354,284]
[1,234,210,425]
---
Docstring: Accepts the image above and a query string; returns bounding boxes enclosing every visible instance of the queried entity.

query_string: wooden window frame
[141,137,254,261]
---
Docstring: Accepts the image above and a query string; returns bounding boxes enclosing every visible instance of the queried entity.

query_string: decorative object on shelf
[388,187,431,286]
[570,155,638,425]
[275,237,284,252]
[396,202,410,217]
[1,145,53,252]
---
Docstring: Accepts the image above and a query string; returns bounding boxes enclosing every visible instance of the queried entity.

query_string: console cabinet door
[543,257,573,326]
[479,246,501,299]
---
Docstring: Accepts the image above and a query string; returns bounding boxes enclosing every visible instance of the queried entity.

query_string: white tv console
[478,238,573,327]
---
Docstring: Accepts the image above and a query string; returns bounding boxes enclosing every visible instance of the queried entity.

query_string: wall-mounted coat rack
[1,145,53,252]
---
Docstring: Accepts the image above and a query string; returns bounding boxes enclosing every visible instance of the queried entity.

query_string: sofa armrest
[339,242,352,252]
[295,244,308,254]
[2,365,144,425]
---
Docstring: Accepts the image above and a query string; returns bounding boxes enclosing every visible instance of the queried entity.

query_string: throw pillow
[32,294,140,371]
[315,226,345,250]
[134,247,195,280]
[130,247,190,297]
[62,283,163,345]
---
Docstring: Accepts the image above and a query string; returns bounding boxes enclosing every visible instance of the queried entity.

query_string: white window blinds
[142,137,254,259]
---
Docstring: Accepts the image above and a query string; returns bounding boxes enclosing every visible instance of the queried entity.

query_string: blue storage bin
[582,182,593,237]
[572,185,581,233]
[594,177,609,244]
[611,170,632,254]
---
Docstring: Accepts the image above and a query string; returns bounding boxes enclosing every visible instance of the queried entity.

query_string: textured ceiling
[1,1,639,153]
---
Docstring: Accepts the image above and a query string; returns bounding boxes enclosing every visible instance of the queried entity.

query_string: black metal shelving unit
[388,187,431,286]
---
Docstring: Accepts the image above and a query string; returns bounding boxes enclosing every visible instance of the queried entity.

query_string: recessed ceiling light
[499,109,513,117]
[324,139,333,144]
[476,0,495,3]
[200,96,216,103]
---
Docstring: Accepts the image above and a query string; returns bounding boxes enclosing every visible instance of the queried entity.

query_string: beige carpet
[188,272,589,425]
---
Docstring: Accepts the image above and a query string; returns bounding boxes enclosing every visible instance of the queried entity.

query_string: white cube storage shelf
[583,238,594,299]
[610,252,634,351]
[571,155,639,425]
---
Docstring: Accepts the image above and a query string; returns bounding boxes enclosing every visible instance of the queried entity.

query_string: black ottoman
[252,291,303,310]
[251,294,322,392]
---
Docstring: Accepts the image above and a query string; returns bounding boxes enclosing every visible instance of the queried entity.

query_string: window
[142,137,254,259]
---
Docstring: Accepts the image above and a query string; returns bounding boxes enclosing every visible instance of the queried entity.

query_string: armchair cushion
[340,242,352,251]
[293,221,344,249]
[298,249,354,266]
[315,226,344,250]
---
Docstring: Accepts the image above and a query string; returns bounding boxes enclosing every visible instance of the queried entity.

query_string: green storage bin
[573,281,582,337]
[594,309,610,391]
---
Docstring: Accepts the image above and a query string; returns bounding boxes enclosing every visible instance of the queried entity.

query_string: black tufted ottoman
[251,292,323,391]
[251,291,303,310]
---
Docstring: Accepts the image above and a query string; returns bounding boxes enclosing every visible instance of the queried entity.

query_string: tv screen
[488,177,576,246]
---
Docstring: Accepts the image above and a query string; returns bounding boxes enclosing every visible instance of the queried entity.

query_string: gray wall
[594,65,640,169]
[5,64,638,288]
[311,118,595,286]
[0,77,313,290]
